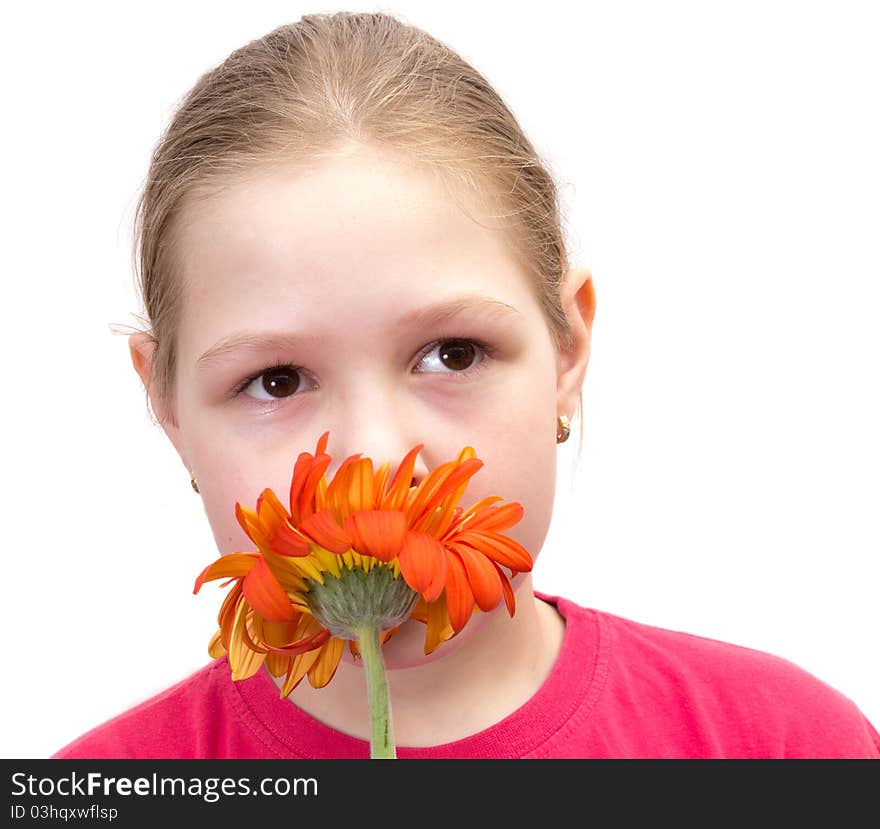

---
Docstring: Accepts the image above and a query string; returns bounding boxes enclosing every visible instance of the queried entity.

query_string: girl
[54,11,878,759]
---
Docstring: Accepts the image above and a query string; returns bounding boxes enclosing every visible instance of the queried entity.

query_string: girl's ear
[128,332,155,389]
[556,268,596,417]
[572,268,596,329]
[128,333,189,463]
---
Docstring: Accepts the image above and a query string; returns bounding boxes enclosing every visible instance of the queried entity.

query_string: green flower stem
[354,624,396,759]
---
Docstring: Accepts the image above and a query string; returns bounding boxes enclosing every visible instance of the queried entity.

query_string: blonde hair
[132,11,584,448]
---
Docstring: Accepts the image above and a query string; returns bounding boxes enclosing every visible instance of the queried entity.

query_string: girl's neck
[275,578,566,747]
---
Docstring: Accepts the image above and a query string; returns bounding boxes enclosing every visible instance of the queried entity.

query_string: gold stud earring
[556,414,571,444]
[190,473,200,494]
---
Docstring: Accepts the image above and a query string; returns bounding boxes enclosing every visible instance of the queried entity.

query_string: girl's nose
[319,384,430,488]
[323,434,430,491]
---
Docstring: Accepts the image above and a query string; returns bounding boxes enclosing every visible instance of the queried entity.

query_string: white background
[2,1,877,758]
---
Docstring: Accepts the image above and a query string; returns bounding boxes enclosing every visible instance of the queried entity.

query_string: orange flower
[194,431,532,697]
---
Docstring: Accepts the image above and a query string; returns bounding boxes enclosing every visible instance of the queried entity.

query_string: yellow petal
[208,629,226,658]
[290,553,328,583]
[266,652,291,678]
[263,550,310,593]
[311,545,342,578]
[307,636,345,688]
[231,647,267,681]
[423,596,455,654]
[280,647,322,697]
[228,598,253,675]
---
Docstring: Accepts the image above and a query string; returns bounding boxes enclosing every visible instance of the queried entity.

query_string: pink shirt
[53,595,880,758]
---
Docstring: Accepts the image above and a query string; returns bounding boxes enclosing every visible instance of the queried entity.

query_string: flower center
[304,564,420,640]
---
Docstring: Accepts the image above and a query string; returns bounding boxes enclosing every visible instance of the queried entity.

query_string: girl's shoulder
[550,591,848,697]
[52,659,227,759]
[543,593,880,758]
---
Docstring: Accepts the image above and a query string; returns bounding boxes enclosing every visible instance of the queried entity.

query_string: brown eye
[243,366,302,400]
[438,340,478,371]
[417,338,486,375]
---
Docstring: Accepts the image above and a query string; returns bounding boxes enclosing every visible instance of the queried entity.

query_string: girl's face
[137,141,590,610]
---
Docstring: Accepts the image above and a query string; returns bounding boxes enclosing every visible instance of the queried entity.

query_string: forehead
[172,143,541,354]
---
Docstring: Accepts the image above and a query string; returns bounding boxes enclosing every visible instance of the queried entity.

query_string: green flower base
[304,564,419,640]
[304,563,419,759]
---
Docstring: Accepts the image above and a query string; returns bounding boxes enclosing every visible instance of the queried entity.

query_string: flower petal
[265,651,291,678]
[254,612,329,656]
[494,561,516,617]
[280,647,322,697]
[299,508,353,554]
[423,555,448,603]
[419,503,460,538]
[240,610,269,655]
[452,531,533,573]
[453,495,504,522]
[217,582,244,646]
[409,596,429,623]
[299,453,332,521]
[261,550,310,595]
[263,628,331,657]
[269,519,312,557]
[208,629,226,658]
[458,500,525,534]
[344,509,407,562]
[257,618,303,649]
[348,458,375,513]
[403,460,457,524]
[398,530,446,595]
[193,553,258,593]
[411,458,483,530]
[289,451,316,520]
[373,461,391,511]
[235,503,272,551]
[380,627,399,645]
[308,636,345,688]
[444,551,475,633]
[310,545,342,579]
[423,596,455,654]
[324,453,363,519]
[380,443,423,511]
[229,597,261,677]
[453,544,503,612]
[256,487,289,533]
[242,556,297,622]
[232,647,267,680]
[289,449,331,522]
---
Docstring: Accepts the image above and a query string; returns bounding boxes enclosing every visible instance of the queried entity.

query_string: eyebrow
[196,294,523,370]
